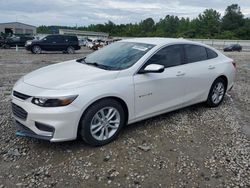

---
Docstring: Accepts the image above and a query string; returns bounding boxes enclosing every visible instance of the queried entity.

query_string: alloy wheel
[211,82,225,104]
[90,107,120,141]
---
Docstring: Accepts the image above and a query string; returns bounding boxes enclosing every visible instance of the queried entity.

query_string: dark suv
[25,35,81,54]
[2,36,34,48]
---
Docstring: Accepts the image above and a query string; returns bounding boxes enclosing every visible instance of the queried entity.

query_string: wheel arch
[216,75,228,91]
[77,96,129,137]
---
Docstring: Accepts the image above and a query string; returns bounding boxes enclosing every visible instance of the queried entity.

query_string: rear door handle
[208,65,215,69]
[176,71,186,76]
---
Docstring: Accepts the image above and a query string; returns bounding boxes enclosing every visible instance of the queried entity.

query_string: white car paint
[11,38,235,142]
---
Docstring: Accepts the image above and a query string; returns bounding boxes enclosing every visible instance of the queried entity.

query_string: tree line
[37,4,250,39]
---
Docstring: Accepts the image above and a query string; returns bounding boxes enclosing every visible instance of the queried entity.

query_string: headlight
[31,95,78,107]
[26,41,32,45]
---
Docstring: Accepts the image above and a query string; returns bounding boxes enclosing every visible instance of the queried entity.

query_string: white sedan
[11,38,236,146]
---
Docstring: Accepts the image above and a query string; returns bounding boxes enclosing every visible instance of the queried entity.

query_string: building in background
[59,29,109,39]
[0,22,36,36]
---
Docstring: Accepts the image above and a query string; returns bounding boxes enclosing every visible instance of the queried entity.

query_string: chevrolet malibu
[11,38,236,146]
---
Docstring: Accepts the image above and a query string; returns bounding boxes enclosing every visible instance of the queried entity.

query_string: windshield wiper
[76,58,117,70]
[76,57,86,63]
[85,62,113,70]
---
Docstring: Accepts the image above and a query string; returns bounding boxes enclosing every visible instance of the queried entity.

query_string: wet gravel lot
[0,48,249,188]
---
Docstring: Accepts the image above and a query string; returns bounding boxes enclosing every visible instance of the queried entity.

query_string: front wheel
[32,45,41,54]
[79,99,125,146]
[206,78,226,107]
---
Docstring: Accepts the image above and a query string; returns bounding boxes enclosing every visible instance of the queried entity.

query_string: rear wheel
[79,99,125,146]
[206,78,226,107]
[32,45,41,54]
[66,46,75,54]
[4,44,10,49]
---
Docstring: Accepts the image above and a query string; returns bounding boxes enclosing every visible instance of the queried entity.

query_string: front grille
[12,103,28,120]
[13,91,31,100]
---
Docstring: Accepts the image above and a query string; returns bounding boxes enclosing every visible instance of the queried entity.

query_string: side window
[65,36,77,42]
[184,44,207,63]
[53,36,64,43]
[43,35,53,42]
[146,45,183,68]
[206,48,218,59]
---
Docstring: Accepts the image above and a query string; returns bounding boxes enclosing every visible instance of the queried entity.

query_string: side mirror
[139,64,165,74]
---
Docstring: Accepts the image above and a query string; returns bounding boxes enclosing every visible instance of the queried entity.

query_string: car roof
[120,37,192,46]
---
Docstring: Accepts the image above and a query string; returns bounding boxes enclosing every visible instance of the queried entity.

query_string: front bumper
[15,120,53,141]
[11,90,82,142]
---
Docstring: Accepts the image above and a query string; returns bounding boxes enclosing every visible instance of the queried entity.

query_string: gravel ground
[0,48,249,188]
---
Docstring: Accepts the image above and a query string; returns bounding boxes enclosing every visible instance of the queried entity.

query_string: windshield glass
[83,42,155,70]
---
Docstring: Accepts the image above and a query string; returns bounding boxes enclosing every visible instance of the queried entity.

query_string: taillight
[232,61,236,68]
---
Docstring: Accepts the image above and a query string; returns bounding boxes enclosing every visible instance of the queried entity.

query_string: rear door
[53,35,65,51]
[134,44,187,119]
[181,44,218,106]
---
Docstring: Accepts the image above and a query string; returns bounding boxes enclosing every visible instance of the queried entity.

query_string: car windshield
[80,42,155,70]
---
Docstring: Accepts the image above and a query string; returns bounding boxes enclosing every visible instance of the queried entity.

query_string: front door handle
[208,65,215,69]
[176,71,186,76]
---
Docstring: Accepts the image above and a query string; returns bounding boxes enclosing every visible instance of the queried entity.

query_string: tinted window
[206,48,218,59]
[53,35,64,43]
[146,45,183,68]
[65,36,78,42]
[184,44,207,63]
[43,35,54,42]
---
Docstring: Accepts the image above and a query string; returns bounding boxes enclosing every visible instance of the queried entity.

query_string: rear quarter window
[184,44,207,63]
[206,48,218,59]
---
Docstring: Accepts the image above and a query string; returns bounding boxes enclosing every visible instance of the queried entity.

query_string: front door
[133,44,186,119]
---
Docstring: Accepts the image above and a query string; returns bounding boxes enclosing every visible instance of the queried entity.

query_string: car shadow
[30,102,206,150]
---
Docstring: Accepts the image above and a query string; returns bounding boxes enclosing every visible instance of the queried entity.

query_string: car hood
[23,60,120,90]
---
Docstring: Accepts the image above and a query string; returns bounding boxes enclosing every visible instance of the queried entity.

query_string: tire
[32,45,41,54]
[206,78,226,107]
[4,44,10,49]
[66,46,75,54]
[79,99,125,146]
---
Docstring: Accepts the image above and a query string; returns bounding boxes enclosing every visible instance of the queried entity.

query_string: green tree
[36,4,250,40]
[140,18,155,36]
[197,9,221,38]
[222,4,244,31]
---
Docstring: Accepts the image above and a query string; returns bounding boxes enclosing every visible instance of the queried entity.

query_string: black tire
[32,45,41,54]
[206,78,226,107]
[79,99,125,146]
[66,46,75,54]
[4,44,10,49]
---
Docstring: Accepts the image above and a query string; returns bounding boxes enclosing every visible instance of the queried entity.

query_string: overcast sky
[0,0,249,26]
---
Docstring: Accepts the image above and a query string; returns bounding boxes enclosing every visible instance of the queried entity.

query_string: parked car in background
[78,39,88,46]
[2,36,34,49]
[91,39,106,50]
[223,44,242,52]
[12,38,235,146]
[86,39,94,48]
[25,34,81,54]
